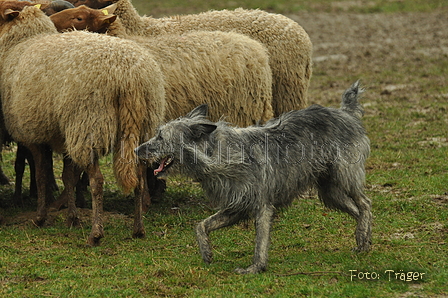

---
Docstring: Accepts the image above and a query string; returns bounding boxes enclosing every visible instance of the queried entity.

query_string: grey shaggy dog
[135,81,372,274]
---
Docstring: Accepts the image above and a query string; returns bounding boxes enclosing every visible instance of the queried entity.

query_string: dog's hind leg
[352,192,372,252]
[349,191,373,252]
[195,210,244,265]
[318,179,372,252]
[235,204,275,274]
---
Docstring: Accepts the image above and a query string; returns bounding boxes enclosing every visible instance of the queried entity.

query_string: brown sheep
[0,2,166,245]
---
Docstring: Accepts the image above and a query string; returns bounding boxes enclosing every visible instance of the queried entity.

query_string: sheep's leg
[52,170,87,211]
[29,155,37,199]
[75,172,89,208]
[61,157,82,227]
[132,162,146,238]
[27,144,48,226]
[142,168,153,212]
[0,166,9,185]
[85,158,104,246]
[43,146,58,206]
[235,204,274,274]
[13,144,27,205]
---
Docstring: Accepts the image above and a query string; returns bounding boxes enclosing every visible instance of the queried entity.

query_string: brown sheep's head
[49,4,116,33]
[0,1,33,23]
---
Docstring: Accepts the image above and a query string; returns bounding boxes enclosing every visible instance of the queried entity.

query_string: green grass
[1,0,448,297]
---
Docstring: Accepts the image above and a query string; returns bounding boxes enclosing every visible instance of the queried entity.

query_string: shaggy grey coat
[135,81,372,274]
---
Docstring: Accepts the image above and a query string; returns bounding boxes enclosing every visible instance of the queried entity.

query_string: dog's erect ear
[190,123,217,140]
[186,104,208,119]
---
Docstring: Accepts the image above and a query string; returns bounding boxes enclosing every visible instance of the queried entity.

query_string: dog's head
[135,104,217,176]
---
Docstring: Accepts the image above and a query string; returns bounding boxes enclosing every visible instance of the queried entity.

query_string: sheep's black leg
[0,166,9,186]
[61,157,82,227]
[75,172,89,208]
[13,144,27,205]
[44,145,59,195]
[27,144,48,226]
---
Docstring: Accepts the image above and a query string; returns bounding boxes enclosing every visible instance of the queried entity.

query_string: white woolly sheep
[112,31,274,126]
[50,5,274,126]
[0,2,166,245]
[68,0,313,115]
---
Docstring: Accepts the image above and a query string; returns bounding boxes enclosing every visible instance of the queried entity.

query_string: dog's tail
[340,80,365,119]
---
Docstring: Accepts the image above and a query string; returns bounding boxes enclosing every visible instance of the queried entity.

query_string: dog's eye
[157,134,163,141]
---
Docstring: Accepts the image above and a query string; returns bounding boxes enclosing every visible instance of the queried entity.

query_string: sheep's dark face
[135,104,217,176]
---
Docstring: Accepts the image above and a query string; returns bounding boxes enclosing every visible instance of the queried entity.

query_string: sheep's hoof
[87,225,104,246]
[66,216,80,228]
[132,229,146,239]
[33,216,46,227]
[87,235,102,247]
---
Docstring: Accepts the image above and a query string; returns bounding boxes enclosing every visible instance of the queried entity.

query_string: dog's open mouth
[154,155,174,176]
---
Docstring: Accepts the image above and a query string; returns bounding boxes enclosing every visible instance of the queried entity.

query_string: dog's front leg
[195,210,243,264]
[235,204,274,274]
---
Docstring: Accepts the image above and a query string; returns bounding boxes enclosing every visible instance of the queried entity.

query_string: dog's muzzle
[134,144,153,160]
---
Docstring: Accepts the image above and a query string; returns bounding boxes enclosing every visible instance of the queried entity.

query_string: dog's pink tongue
[154,157,168,176]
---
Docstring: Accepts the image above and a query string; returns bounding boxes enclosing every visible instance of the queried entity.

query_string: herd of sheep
[0,0,312,246]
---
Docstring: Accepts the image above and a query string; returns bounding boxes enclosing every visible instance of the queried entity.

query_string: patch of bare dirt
[286,10,448,104]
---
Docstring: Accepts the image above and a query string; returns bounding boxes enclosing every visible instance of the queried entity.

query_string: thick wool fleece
[107,26,273,126]
[112,0,312,114]
[0,6,166,192]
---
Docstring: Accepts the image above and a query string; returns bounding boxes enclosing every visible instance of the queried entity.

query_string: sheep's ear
[186,104,208,119]
[190,123,217,140]
[4,8,20,20]
[103,14,117,25]
[103,3,117,15]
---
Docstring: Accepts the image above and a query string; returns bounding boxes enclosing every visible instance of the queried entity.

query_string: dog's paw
[352,245,371,253]
[234,264,266,274]
[200,250,213,264]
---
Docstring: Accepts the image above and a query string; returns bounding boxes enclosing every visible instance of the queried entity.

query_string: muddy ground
[288,10,448,105]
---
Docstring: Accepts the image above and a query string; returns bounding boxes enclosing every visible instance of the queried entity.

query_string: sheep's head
[49,4,116,32]
[0,1,50,26]
[0,1,32,23]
